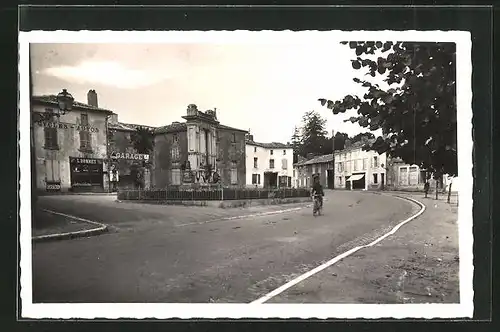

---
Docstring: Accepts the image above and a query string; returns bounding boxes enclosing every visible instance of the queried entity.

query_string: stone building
[152,105,247,188]
[294,154,334,189]
[107,113,156,190]
[32,90,113,193]
[245,134,294,188]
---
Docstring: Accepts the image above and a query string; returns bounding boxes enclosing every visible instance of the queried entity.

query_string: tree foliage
[319,41,457,176]
[130,126,155,154]
[299,111,330,157]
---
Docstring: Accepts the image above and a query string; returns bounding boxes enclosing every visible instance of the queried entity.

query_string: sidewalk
[269,193,460,304]
[32,208,107,241]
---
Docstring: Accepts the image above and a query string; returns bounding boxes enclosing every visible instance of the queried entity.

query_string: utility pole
[332,129,335,189]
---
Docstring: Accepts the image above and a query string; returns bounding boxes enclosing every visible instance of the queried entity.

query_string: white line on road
[249,194,426,304]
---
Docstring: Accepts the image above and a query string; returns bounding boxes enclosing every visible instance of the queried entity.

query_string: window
[81,113,89,126]
[252,173,261,184]
[373,156,379,168]
[230,161,238,184]
[44,126,58,149]
[353,160,359,171]
[171,145,180,161]
[281,158,288,170]
[79,113,92,151]
[270,149,274,155]
[373,173,378,184]
[409,166,418,185]
[254,146,257,153]
[283,150,286,155]
[399,167,409,186]
[269,159,275,169]
[45,159,61,182]
[171,169,181,185]
[231,133,236,143]
[253,157,258,169]
[173,134,178,142]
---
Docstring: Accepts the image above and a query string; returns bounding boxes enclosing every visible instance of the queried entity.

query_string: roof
[296,154,334,166]
[246,140,292,149]
[108,122,157,132]
[154,122,188,134]
[32,95,113,114]
[218,124,248,133]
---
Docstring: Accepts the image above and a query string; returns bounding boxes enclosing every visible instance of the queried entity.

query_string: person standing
[424,180,430,198]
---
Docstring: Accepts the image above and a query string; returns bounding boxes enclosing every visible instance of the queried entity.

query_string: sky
[31,42,382,144]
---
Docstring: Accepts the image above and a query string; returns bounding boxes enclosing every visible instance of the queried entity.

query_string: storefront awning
[347,174,365,181]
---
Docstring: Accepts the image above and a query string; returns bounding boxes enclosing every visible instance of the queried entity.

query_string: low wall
[116,188,311,208]
[117,196,311,209]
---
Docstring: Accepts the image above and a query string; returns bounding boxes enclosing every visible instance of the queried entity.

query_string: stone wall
[216,128,246,187]
[32,103,109,192]
[152,130,188,188]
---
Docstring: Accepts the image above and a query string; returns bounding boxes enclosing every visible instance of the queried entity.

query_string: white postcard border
[19,30,474,319]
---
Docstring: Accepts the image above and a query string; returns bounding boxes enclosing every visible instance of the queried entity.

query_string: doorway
[264,172,278,189]
[327,170,334,189]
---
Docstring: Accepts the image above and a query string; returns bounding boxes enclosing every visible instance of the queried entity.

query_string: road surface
[32,190,419,303]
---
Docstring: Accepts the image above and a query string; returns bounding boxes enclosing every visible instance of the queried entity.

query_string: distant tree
[300,111,330,157]
[350,132,375,144]
[130,126,155,154]
[319,41,457,184]
[333,132,349,151]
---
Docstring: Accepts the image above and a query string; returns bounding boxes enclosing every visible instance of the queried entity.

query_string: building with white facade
[245,134,294,188]
[333,140,388,190]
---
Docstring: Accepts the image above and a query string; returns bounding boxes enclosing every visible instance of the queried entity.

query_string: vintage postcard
[18,30,473,319]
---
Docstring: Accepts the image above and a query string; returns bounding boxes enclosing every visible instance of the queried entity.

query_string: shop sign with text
[37,121,100,133]
[70,157,104,165]
[111,152,150,161]
[46,181,61,192]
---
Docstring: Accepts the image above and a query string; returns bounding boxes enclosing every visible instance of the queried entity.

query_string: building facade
[152,105,247,188]
[294,154,334,189]
[245,135,294,188]
[32,90,113,193]
[333,141,387,190]
[107,113,155,190]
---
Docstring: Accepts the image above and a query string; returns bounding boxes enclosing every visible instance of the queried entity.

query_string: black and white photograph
[19,30,473,319]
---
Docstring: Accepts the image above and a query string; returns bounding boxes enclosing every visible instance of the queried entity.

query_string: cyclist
[310,174,324,208]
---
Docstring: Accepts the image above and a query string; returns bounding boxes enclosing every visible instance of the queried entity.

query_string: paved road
[32,191,419,303]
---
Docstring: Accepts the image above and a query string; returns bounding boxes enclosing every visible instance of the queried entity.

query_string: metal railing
[117,187,310,201]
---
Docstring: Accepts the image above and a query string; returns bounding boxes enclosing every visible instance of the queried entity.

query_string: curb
[32,210,109,243]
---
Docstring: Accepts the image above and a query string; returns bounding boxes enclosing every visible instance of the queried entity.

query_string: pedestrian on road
[424,180,430,198]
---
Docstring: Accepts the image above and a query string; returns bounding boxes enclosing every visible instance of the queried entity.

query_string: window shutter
[45,159,54,181]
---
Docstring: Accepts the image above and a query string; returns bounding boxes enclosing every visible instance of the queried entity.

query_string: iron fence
[117,187,310,201]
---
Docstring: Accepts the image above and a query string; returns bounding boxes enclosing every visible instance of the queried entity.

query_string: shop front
[69,157,105,192]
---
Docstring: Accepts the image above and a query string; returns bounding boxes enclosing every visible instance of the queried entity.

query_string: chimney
[87,89,98,107]
[109,113,118,124]
[247,134,254,141]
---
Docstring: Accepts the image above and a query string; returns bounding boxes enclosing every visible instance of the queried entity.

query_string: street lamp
[33,88,75,123]
[56,89,74,116]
